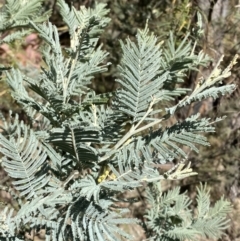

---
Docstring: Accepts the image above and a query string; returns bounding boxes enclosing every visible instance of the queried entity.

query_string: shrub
[0,0,236,240]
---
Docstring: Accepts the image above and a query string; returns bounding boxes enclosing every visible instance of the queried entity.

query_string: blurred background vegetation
[1,0,240,240]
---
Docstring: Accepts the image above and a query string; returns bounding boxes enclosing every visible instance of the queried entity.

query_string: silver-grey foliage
[0,1,235,240]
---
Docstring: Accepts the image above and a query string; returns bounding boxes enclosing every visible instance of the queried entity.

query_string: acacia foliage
[0,0,236,240]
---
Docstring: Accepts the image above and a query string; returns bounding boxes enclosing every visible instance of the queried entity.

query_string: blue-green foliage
[145,183,231,241]
[0,0,235,240]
